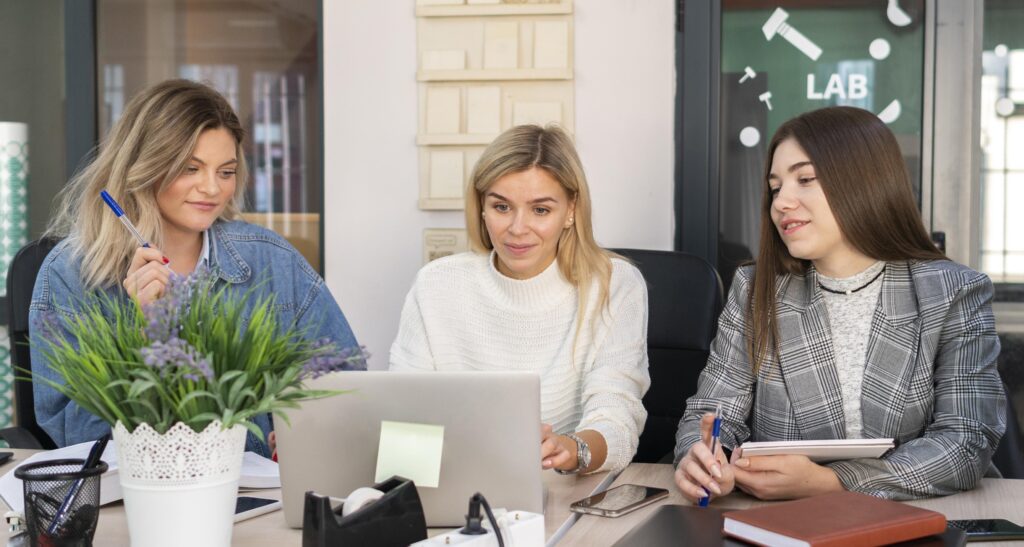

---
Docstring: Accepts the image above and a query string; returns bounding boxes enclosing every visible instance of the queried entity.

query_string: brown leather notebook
[723,491,948,546]
[610,504,963,547]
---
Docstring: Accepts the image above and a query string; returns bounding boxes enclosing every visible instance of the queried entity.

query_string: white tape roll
[341,487,385,517]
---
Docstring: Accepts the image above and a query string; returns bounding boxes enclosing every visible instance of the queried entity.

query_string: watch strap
[555,432,589,475]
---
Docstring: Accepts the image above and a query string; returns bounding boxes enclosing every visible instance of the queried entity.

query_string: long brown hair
[466,125,617,346]
[748,106,945,373]
[47,79,248,289]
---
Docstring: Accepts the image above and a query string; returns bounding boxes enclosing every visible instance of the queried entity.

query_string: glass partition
[717,0,926,288]
[980,0,1024,283]
[0,0,66,439]
[96,0,323,271]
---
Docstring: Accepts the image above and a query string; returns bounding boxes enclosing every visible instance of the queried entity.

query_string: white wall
[324,0,675,369]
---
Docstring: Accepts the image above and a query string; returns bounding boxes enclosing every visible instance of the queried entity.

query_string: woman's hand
[732,454,843,500]
[674,413,735,503]
[540,423,577,471]
[269,431,277,462]
[123,247,171,307]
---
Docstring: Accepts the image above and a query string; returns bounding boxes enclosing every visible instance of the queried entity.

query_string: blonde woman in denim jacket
[29,80,360,455]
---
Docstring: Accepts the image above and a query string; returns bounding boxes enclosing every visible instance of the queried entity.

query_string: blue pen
[100,190,151,248]
[698,404,723,508]
[47,434,110,535]
[101,190,171,269]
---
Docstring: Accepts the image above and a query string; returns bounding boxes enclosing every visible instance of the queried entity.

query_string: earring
[481,211,486,218]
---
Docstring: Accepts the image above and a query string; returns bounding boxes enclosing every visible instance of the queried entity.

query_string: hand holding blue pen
[698,404,723,507]
[674,407,733,505]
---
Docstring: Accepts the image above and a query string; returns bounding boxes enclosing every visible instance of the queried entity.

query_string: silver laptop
[276,370,544,527]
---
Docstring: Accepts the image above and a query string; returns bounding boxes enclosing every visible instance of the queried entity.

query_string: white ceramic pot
[112,420,247,547]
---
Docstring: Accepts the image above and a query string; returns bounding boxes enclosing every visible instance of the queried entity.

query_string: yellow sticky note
[375,421,445,488]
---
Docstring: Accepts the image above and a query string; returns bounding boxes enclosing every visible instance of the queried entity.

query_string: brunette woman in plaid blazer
[674,106,1005,502]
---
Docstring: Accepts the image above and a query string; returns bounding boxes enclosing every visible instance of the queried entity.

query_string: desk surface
[4,451,1022,546]
[0,449,609,546]
[559,463,1024,546]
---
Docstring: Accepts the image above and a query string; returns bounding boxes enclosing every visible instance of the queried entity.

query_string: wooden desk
[559,463,1024,546]
[0,449,610,546]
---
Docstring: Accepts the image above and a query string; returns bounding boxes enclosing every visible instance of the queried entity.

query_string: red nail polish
[162,256,170,264]
[272,452,278,462]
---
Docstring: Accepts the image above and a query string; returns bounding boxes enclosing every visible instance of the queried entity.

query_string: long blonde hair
[466,125,617,341]
[47,79,248,290]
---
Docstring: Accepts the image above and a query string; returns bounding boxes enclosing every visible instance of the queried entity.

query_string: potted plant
[33,267,365,547]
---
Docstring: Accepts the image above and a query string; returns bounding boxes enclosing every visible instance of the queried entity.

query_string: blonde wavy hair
[46,79,248,290]
[466,125,618,342]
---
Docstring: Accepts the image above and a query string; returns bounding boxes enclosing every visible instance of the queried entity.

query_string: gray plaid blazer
[675,260,1005,500]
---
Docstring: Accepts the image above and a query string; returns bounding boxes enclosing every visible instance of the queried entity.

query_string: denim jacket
[29,220,361,454]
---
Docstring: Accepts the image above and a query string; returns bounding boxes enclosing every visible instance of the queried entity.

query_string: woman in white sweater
[390,125,650,474]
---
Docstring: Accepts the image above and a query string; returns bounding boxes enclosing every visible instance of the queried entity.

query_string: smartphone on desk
[234,496,281,523]
[570,484,669,518]
[948,519,1024,542]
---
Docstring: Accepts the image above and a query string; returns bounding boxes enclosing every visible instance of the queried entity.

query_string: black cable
[459,492,505,547]
[478,494,504,547]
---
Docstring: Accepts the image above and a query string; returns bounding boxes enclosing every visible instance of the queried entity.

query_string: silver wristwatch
[555,433,591,475]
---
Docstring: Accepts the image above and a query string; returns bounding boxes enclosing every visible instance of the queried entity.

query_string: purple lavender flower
[142,266,214,342]
[140,335,214,382]
[300,341,369,379]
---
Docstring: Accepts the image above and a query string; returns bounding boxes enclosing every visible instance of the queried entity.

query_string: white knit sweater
[389,251,651,472]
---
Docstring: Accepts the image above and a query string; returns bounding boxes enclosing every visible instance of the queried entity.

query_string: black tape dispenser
[302,476,427,547]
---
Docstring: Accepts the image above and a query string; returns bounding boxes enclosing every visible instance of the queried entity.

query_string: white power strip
[410,510,544,547]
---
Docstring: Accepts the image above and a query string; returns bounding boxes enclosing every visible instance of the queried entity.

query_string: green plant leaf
[32,266,362,442]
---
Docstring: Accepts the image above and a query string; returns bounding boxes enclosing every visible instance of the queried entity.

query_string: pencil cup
[15,458,108,547]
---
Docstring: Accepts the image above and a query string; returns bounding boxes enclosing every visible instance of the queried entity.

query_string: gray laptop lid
[276,370,544,527]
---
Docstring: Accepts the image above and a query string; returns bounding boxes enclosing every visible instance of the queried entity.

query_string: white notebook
[0,441,280,513]
[738,438,895,462]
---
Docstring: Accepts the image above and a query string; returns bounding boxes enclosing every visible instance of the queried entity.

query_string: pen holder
[302,476,427,547]
[15,458,108,547]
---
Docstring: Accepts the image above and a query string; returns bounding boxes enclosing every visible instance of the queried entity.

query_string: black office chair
[1,238,59,449]
[993,381,1024,480]
[612,249,724,463]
